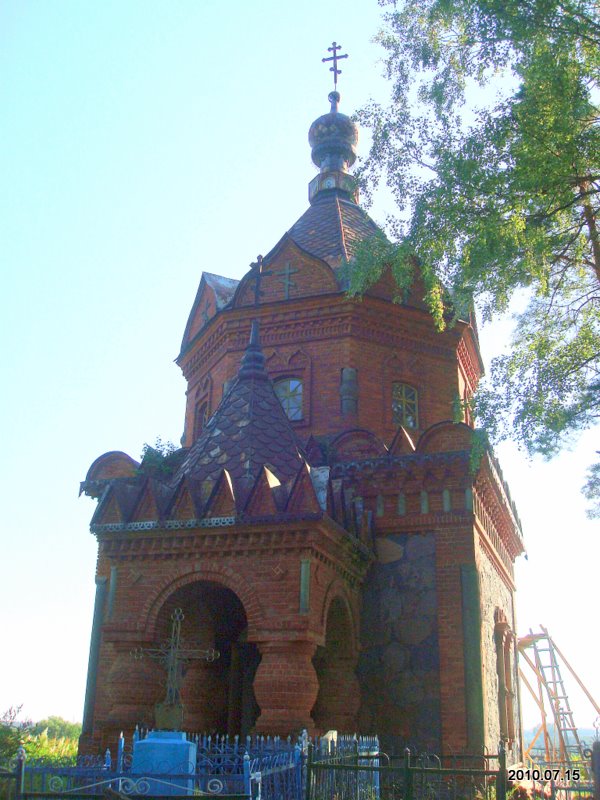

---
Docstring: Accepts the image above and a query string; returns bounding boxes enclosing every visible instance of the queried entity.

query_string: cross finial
[322,41,348,89]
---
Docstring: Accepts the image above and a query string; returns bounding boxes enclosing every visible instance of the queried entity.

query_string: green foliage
[0,707,29,763]
[138,437,178,479]
[0,709,79,766]
[583,457,600,518]
[30,717,81,741]
[22,731,78,764]
[353,0,600,505]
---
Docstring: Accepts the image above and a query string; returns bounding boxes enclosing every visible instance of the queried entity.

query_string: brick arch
[287,348,310,367]
[417,420,473,453]
[141,562,266,640]
[319,579,359,657]
[85,450,139,482]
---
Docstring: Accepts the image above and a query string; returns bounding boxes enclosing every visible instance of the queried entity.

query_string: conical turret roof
[175,322,305,491]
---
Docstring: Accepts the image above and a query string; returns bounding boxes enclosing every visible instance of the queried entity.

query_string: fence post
[117,732,124,773]
[497,742,507,800]
[15,746,26,800]
[592,740,600,800]
[404,748,413,800]
[305,743,313,800]
[243,752,251,800]
[294,743,302,800]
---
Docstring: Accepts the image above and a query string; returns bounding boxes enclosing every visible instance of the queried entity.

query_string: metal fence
[7,735,594,800]
[7,732,306,800]
[306,742,508,800]
[0,763,17,800]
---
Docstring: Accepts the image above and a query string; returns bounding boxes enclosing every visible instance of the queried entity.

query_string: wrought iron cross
[250,254,272,306]
[131,608,219,717]
[322,41,348,89]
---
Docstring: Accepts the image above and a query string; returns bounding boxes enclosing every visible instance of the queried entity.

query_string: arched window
[274,378,303,421]
[494,610,516,743]
[194,401,208,438]
[392,383,418,428]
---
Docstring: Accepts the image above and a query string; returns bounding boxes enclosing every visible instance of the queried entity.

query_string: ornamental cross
[131,608,219,729]
[250,254,272,305]
[276,262,298,300]
[322,41,348,89]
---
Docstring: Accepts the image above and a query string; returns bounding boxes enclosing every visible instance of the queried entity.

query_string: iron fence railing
[306,743,508,800]
[6,735,596,800]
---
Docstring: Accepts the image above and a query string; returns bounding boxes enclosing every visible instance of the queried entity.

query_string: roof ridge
[335,193,350,263]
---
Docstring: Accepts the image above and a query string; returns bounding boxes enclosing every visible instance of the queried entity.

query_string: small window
[443,489,452,512]
[194,402,208,438]
[397,493,406,516]
[392,383,418,428]
[274,378,303,421]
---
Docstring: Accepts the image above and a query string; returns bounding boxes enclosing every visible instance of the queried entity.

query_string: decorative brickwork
[80,91,524,759]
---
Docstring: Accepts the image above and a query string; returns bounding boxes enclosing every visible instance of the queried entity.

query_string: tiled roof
[287,192,380,266]
[174,322,305,494]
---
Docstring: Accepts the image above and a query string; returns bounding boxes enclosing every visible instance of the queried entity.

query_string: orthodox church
[79,80,525,759]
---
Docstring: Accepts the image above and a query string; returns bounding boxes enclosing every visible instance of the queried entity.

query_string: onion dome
[308,92,359,205]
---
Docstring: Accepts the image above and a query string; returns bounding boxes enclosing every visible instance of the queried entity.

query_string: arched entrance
[155,581,261,735]
[312,597,360,732]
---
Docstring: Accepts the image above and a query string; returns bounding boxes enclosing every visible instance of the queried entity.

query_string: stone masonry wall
[358,532,440,753]
[477,545,521,760]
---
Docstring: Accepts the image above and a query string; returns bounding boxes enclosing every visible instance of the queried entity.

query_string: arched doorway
[312,597,360,732]
[154,581,261,736]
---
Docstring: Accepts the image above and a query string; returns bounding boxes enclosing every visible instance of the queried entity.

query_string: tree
[30,717,81,741]
[0,710,79,765]
[351,0,599,511]
[0,707,30,762]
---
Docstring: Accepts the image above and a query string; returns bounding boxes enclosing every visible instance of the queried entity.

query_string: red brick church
[79,85,525,759]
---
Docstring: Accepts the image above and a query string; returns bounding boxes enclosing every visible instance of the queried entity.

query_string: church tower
[80,73,525,759]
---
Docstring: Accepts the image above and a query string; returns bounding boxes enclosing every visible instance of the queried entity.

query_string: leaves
[354,0,599,510]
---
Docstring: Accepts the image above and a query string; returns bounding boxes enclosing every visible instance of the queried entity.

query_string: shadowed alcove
[155,581,261,736]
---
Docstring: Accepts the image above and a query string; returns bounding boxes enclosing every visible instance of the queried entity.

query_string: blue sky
[1,1,597,734]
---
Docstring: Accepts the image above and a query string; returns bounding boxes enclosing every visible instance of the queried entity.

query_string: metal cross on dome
[322,41,348,89]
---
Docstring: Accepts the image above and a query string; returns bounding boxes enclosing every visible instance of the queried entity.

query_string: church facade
[80,89,524,759]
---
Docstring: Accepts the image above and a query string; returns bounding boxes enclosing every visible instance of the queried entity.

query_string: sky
[1,1,598,740]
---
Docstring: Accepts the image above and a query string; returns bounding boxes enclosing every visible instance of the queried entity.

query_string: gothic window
[392,383,418,428]
[494,610,516,743]
[274,378,303,421]
[194,401,208,438]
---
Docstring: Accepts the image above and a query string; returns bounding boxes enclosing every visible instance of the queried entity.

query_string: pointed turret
[175,322,305,499]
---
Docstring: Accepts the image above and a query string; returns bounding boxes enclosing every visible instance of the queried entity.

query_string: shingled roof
[286,191,380,267]
[174,321,305,497]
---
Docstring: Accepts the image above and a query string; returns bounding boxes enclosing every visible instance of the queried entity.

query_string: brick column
[253,640,320,735]
[313,653,361,732]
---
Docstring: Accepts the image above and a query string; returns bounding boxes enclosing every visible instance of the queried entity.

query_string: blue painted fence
[14,732,379,800]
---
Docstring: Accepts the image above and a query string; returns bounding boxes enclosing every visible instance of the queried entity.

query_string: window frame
[274,376,304,422]
[391,381,419,429]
